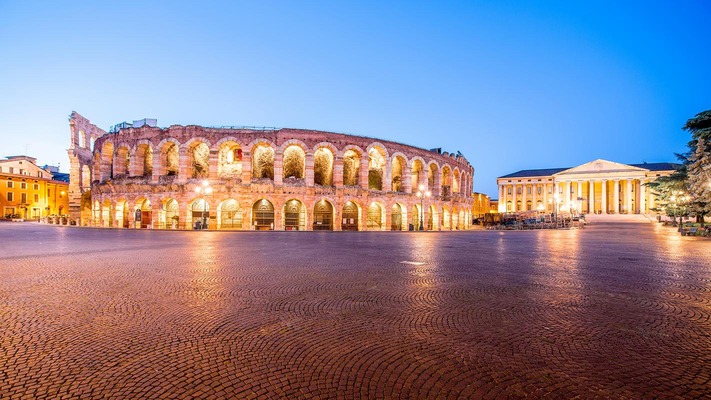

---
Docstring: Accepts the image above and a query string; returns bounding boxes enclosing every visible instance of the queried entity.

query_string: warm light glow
[205,187,213,194]
[195,187,201,193]
[202,180,209,187]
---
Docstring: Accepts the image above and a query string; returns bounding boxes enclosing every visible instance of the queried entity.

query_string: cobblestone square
[1,221,709,399]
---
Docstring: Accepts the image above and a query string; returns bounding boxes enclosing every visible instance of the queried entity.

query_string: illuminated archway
[252,199,275,230]
[218,199,242,229]
[313,199,334,230]
[283,199,306,230]
[342,201,360,231]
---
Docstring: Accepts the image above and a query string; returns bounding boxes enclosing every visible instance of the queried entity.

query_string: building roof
[52,172,70,183]
[498,162,682,179]
[499,168,569,179]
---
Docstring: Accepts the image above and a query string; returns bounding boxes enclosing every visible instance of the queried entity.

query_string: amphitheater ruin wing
[67,112,475,231]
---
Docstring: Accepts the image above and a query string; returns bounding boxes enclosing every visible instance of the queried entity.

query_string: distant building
[497,159,681,214]
[0,156,69,219]
[471,192,491,217]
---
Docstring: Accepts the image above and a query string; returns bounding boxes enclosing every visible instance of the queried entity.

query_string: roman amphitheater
[67,112,475,231]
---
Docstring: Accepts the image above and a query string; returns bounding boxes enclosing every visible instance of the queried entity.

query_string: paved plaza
[1,221,710,399]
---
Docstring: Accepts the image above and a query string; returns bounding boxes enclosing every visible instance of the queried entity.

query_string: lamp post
[416,184,431,231]
[670,191,687,233]
[194,180,212,229]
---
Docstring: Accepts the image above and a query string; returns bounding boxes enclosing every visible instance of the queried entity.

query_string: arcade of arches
[69,113,476,230]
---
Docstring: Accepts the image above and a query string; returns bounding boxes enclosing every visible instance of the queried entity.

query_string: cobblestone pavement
[1,221,710,399]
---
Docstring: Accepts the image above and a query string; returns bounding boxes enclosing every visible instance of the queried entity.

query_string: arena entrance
[342,201,359,231]
[391,203,403,231]
[135,199,152,229]
[283,199,306,231]
[191,199,209,229]
[252,199,275,230]
[313,200,333,231]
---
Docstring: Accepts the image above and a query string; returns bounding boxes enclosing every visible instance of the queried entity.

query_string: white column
[626,179,633,214]
[532,184,538,211]
[601,180,607,213]
[512,184,518,212]
[588,181,595,214]
[640,180,646,213]
[522,184,528,211]
[566,181,572,210]
[543,183,549,212]
[613,179,620,214]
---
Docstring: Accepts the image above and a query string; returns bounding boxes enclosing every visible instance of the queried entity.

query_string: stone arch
[251,142,275,180]
[162,198,180,229]
[115,145,130,176]
[410,157,426,190]
[252,198,275,230]
[410,204,421,231]
[391,202,407,231]
[390,153,407,193]
[313,199,334,230]
[453,168,461,194]
[135,141,153,177]
[100,141,114,181]
[115,199,129,228]
[282,198,306,231]
[187,197,210,230]
[367,145,387,190]
[342,146,363,187]
[428,161,439,189]
[134,198,152,229]
[441,165,453,198]
[313,146,335,186]
[217,140,243,179]
[101,199,112,228]
[342,200,361,231]
[282,144,306,180]
[218,198,242,229]
[157,139,180,176]
[366,201,385,231]
[429,205,439,230]
[185,139,210,179]
[78,130,86,148]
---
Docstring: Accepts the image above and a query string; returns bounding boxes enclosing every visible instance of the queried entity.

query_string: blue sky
[1,1,709,197]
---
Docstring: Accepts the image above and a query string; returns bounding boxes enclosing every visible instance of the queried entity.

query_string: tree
[684,110,711,223]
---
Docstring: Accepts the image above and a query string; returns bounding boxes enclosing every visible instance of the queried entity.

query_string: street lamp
[416,184,431,231]
[194,180,212,229]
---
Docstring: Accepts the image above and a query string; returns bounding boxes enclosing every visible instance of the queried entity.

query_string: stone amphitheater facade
[67,112,475,231]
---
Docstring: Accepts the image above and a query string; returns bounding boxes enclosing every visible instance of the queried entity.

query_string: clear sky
[2,1,710,196]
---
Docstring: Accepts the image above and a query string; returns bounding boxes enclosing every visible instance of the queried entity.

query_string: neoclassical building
[497,159,680,214]
[67,112,475,230]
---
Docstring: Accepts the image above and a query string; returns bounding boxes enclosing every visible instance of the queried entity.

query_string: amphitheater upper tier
[68,112,475,231]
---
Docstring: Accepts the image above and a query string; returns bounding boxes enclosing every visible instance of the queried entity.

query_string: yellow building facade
[0,156,70,219]
[497,159,680,215]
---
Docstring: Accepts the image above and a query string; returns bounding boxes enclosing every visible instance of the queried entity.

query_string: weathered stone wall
[78,118,476,230]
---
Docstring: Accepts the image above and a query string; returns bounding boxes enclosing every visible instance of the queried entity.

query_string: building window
[9,167,14,173]
[7,192,13,201]
[20,182,27,189]
[516,187,522,195]
[7,181,13,188]
[537,186,542,195]
[527,187,532,195]
[33,184,39,190]
[507,187,512,195]
[21,193,27,203]
[34,194,39,202]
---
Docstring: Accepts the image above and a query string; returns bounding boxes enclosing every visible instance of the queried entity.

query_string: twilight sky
[1,1,710,197]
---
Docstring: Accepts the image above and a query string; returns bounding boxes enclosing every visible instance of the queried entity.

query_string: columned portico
[497,159,680,215]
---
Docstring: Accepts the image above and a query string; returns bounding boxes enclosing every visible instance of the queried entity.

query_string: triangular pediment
[554,159,647,176]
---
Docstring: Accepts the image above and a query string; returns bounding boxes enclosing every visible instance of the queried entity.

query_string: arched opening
[367,202,383,231]
[116,146,130,177]
[453,170,460,193]
[283,199,306,230]
[163,198,179,229]
[252,199,275,230]
[391,203,403,231]
[189,198,210,230]
[368,147,386,190]
[313,147,334,186]
[81,165,91,190]
[343,149,361,187]
[78,130,85,148]
[428,163,437,188]
[516,200,522,211]
[391,156,406,192]
[526,200,532,211]
[218,142,242,179]
[282,145,306,182]
[161,142,179,176]
[506,201,513,212]
[136,144,153,177]
[101,199,112,227]
[189,142,210,179]
[92,200,101,226]
[252,145,274,180]
[135,198,151,229]
[313,199,334,230]
[410,205,420,231]
[115,200,129,228]
[218,199,242,230]
[452,207,460,230]
[342,201,359,231]
[442,207,451,230]
[411,159,424,190]
[428,205,437,230]
[101,142,114,181]
[441,166,452,199]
